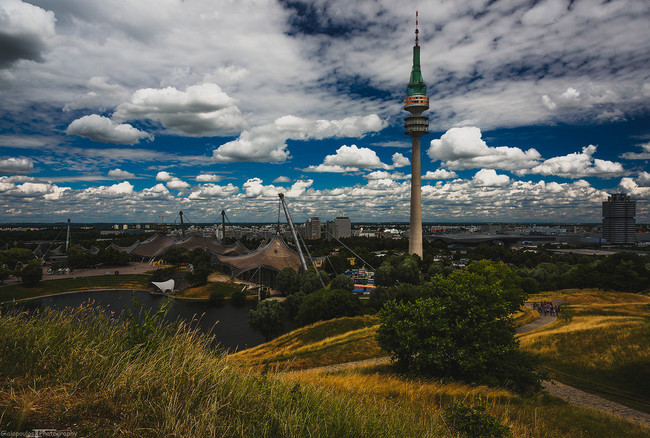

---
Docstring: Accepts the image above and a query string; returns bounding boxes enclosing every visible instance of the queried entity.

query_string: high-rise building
[305,216,321,240]
[325,214,352,240]
[334,214,351,238]
[403,11,429,258]
[602,193,636,244]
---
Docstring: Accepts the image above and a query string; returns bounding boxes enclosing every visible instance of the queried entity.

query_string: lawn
[0,274,152,303]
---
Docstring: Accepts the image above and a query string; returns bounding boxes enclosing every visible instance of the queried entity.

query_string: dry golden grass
[281,364,650,438]
[521,290,650,413]
[232,315,385,370]
[513,306,539,327]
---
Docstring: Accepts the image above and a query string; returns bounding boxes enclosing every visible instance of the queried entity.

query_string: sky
[1,0,649,225]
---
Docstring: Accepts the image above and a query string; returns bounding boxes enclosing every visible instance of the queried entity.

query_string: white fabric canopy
[151,279,175,293]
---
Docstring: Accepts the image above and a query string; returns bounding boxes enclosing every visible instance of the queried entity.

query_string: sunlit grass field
[0,274,152,303]
[282,363,649,438]
[519,290,650,414]
[231,315,384,370]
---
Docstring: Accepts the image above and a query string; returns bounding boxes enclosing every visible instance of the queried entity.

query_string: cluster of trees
[66,245,131,269]
[156,247,214,287]
[249,268,361,341]
[0,248,42,287]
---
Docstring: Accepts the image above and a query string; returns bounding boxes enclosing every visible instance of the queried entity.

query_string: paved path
[542,380,650,427]
[295,310,650,429]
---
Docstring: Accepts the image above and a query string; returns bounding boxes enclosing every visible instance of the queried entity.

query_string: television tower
[404,11,429,258]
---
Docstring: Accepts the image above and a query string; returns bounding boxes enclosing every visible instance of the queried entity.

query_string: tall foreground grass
[0,305,451,437]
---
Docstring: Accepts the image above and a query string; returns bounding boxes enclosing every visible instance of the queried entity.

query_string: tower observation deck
[404,11,429,258]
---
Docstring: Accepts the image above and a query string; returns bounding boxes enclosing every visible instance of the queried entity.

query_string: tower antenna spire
[415,11,419,47]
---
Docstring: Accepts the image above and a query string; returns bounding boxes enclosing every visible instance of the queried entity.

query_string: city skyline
[1,0,650,224]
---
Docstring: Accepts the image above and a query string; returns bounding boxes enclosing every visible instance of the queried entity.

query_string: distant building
[325,214,352,240]
[304,216,321,240]
[602,193,636,244]
[334,215,351,238]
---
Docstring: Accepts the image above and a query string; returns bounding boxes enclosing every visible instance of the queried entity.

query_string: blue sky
[1,0,649,224]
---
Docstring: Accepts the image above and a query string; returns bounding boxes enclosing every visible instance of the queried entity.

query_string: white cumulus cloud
[166,178,190,190]
[428,126,541,171]
[273,176,291,183]
[422,169,458,180]
[156,171,173,182]
[524,145,626,178]
[188,183,239,199]
[113,83,245,136]
[195,173,222,182]
[213,115,385,163]
[472,169,511,187]
[107,168,135,179]
[0,157,33,174]
[66,115,152,145]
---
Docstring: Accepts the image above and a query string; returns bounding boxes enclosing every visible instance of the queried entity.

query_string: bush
[444,400,511,438]
[295,289,362,326]
[330,274,354,291]
[300,269,328,294]
[276,267,300,295]
[283,291,305,320]
[377,262,540,392]
[186,263,212,287]
[19,260,42,288]
[230,289,247,307]
[249,300,286,341]
[151,266,178,282]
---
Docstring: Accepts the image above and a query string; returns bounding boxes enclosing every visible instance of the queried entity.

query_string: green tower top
[406,12,427,97]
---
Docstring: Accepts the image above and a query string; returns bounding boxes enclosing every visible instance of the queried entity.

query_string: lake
[15,290,266,352]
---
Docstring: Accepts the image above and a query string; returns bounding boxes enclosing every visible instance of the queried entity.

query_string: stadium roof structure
[213,234,301,278]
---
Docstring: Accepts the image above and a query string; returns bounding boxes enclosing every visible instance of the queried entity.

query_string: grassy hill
[1,290,649,437]
[231,315,384,370]
[518,289,650,414]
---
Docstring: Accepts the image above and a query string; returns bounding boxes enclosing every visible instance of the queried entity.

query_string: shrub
[295,289,362,326]
[230,289,247,307]
[276,267,300,295]
[330,274,354,291]
[444,400,511,438]
[249,299,286,341]
[300,269,328,294]
[19,260,42,287]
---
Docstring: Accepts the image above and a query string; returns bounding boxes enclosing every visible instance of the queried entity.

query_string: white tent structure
[151,279,175,294]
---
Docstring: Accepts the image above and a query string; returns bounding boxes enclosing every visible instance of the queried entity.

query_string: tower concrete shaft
[404,11,429,258]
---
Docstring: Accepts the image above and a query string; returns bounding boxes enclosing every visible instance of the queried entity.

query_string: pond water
[19,290,265,352]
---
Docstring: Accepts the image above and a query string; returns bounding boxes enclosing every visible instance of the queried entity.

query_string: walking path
[296,310,650,429]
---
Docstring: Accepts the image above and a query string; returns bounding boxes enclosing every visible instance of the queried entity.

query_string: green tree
[186,263,212,287]
[230,289,247,307]
[162,246,190,265]
[295,289,362,326]
[66,245,95,269]
[0,265,11,285]
[0,247,35,269]
[377,266,539,392]
[300,269,327,294]
[330,274,354,291]
[283,291,305,321]
[374,262,397,287]
[249,299,287,341]
[276,267,300,295]
[20,259,43,287]
[98,246,131,266]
